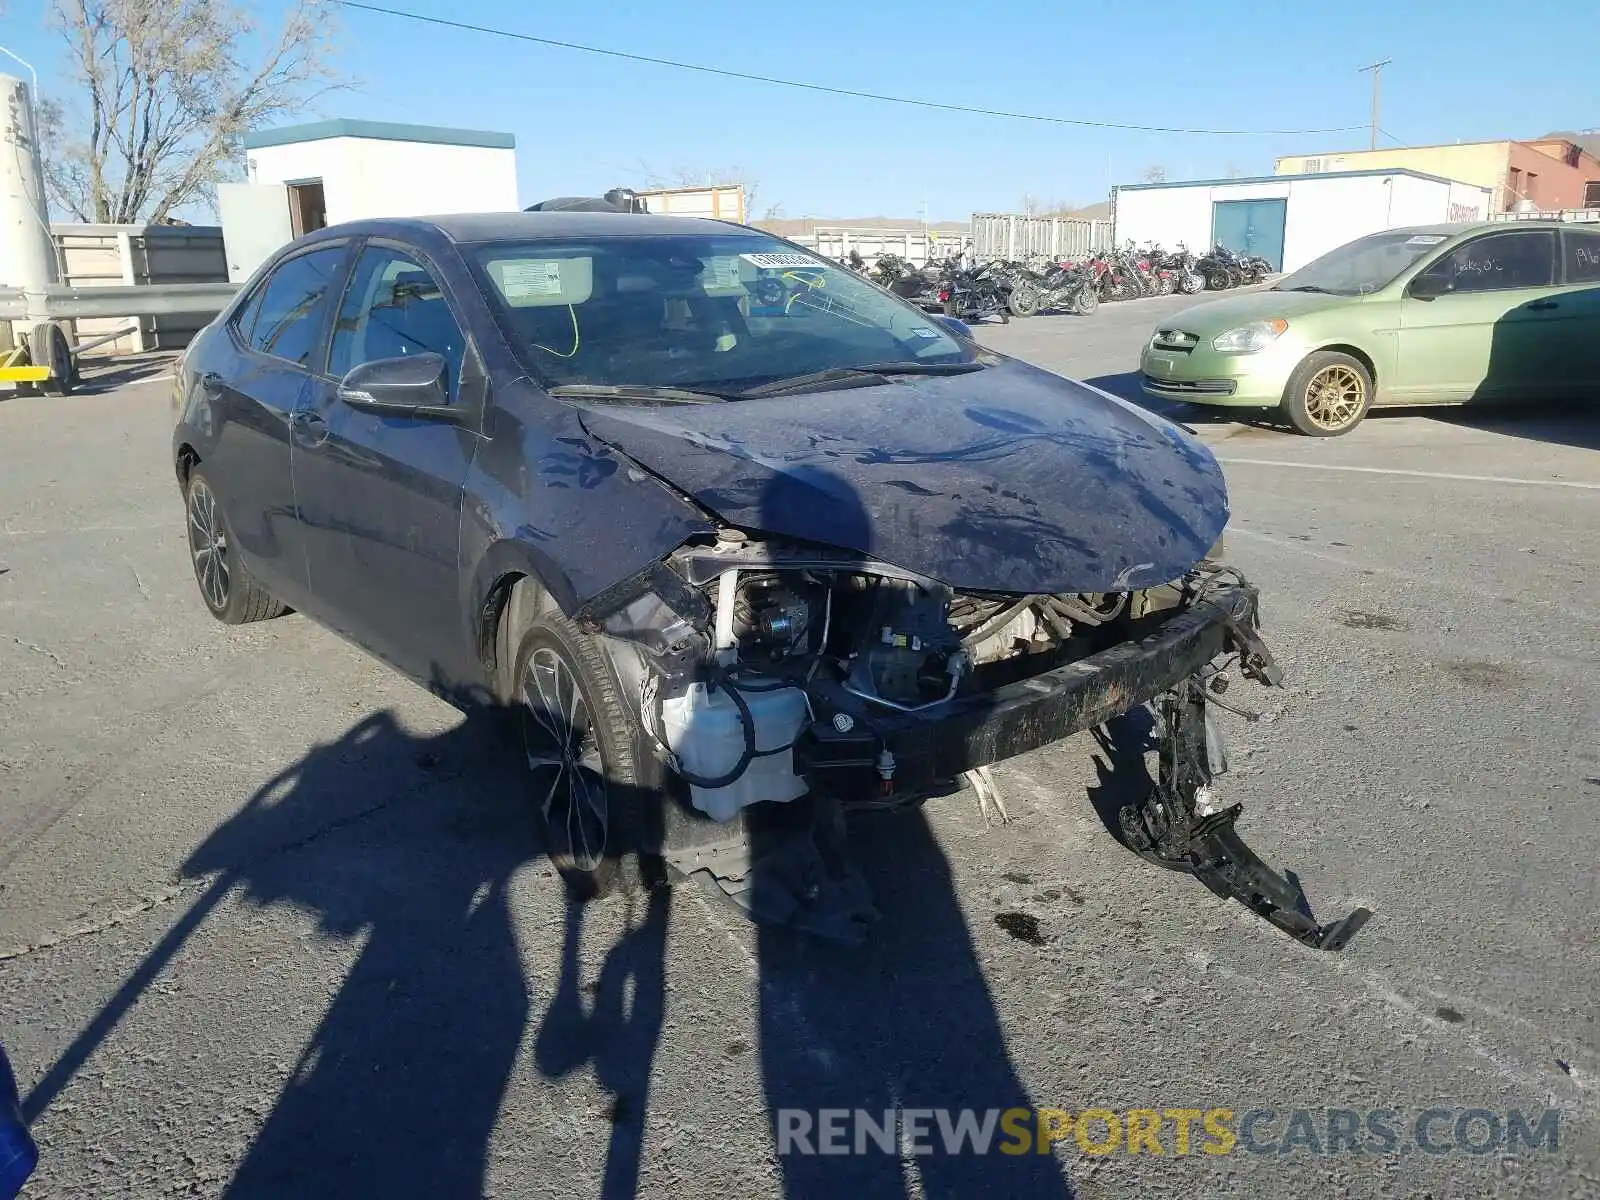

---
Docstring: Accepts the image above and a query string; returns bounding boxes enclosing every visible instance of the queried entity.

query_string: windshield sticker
[909,326,941,339]
[1405,235,1447,245]
[741,252,824,270]
[705,256,743,289]
[495,260,564,299]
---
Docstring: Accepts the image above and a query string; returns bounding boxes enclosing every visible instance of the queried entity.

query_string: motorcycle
[940,260,1013,323]
[1236,251,1272,284]
[1026,258,1099,315]
[1158,242,1207,295]
[1198,244,1241,290]
[873,254,945,310]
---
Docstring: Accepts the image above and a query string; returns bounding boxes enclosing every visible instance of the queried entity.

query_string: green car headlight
[1212,319,1288,354]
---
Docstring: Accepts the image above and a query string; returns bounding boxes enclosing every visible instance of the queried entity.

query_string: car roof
[1387,219,1570,239]
[318,211,762,244]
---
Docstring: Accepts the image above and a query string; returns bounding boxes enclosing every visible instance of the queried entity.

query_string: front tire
[513,607,662,899]
[1282,351,1373,437]
[184,468,286,624]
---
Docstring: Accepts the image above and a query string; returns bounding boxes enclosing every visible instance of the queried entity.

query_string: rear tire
[1007,288,1039,318]
[184,467,286,624]
[1281,351,1373,437]
[511,606,663,899]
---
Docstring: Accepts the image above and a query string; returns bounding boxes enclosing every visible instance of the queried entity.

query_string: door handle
[1526,300,1559,311]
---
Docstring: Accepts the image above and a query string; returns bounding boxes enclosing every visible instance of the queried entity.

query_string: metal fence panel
[970,213,1113,260]
[783,227,964,267]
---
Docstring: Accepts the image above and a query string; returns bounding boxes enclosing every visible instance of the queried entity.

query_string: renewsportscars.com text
[776,1106,1561,1157]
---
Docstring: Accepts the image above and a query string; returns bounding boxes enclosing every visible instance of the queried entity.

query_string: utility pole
[0,72,59,317]
[1358,59,1392,151]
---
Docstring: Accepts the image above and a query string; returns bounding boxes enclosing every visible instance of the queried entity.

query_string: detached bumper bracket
[1120,674,1373,952]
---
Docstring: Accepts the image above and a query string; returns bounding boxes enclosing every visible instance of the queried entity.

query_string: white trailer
[1112,169,1492,274]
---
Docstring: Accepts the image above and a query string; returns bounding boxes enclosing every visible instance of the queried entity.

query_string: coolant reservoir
[660,682,809,822]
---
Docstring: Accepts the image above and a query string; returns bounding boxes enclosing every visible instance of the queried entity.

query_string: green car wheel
[1282,351,1373,437]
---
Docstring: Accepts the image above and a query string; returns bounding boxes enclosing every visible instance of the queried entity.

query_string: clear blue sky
[3,0,1593,221]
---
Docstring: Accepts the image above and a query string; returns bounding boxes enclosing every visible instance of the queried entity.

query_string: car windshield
[469,233,974,396]
[1273,230,1452,296]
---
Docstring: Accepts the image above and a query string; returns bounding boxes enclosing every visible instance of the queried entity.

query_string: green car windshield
[471,234,973,395]
[1273,230,1451,296]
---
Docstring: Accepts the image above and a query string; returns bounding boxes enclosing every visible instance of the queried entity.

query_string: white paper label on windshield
[1405,235,1447,245]
[705,256,743,288]
[497,260,564,299]
[910,326,941,339]
[740,252,823,270]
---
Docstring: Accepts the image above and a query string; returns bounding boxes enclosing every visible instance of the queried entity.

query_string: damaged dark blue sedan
[171,210,1369,950]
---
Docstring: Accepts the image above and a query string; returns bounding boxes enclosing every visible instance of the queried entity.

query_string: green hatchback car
[1139,219,1600,435]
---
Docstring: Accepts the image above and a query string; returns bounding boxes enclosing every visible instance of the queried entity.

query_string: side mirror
[932,314,973,339]
[337,353,459,420]
[1408,272,1453,301]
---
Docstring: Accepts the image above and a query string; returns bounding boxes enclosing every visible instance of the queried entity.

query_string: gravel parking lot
[2,301,1597,1198]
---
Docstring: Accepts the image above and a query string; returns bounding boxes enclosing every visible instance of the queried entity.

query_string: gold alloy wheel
[1303,364,1366,430]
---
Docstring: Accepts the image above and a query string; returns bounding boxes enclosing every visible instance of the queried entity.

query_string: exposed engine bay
[586,528,1372,952]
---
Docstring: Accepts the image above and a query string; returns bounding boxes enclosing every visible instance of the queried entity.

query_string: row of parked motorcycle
[837,242,1273,324]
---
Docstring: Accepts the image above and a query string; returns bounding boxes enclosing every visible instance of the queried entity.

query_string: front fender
[458,382,716,691]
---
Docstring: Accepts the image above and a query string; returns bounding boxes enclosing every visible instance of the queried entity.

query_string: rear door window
[1560,227,1600,284]
[244,246,347,366]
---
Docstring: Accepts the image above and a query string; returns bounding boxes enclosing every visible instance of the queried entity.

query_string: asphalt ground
[1,301,1597,1199]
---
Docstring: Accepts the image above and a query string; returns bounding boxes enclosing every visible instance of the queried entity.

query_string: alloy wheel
[1304,364,1366,431]
[521,647,608,872]
[187,478,230,611]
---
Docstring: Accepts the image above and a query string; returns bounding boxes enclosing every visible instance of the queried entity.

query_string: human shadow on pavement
[183,708,537,1198]
[25,703,673,1199]
[534,884,671,1199]
[754,806,1075,1199]
[742,462,1074,1198]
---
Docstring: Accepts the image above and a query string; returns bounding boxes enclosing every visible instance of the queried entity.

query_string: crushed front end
[576,530,1371,951]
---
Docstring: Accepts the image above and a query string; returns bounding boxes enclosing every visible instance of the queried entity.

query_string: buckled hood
[574,359,1229,594]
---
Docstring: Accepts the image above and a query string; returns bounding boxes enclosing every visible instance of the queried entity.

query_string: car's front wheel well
[1316,344,1377,388]
[480,570,563,701]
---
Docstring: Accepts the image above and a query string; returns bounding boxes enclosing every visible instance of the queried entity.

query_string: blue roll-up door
[1211,198,1287,270]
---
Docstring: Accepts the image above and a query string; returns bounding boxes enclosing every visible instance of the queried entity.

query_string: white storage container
[659,681,809,822]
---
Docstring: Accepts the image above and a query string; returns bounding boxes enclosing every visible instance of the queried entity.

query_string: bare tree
[1141,164,1169,184]
[39,0,344,224]
[1020,193,1042,216]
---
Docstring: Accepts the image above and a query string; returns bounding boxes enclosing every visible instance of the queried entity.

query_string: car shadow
[1081,371,1274,432]
[1431,405,1600,451]
[72,352,179,395]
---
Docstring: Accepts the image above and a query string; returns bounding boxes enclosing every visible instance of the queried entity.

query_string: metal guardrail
[0,281,240,321]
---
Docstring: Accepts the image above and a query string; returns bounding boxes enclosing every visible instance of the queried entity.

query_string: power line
[334,0,1367,139]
